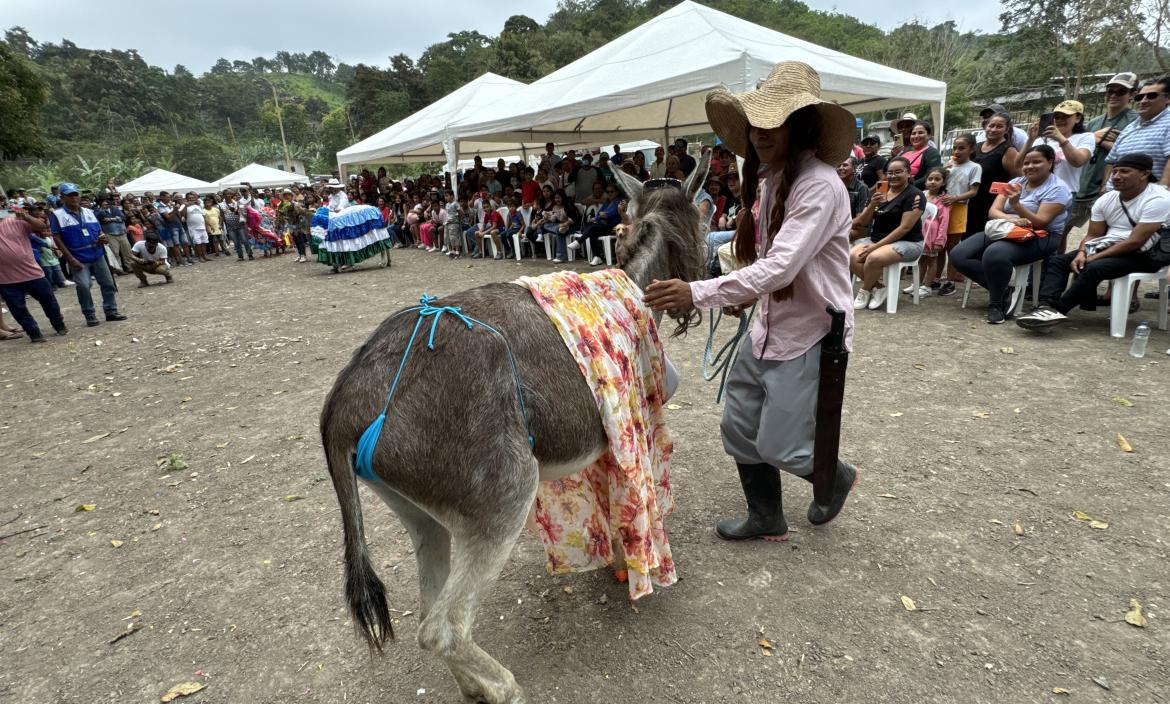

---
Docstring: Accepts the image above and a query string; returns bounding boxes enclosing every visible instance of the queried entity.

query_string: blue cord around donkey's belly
[353,294,535,482]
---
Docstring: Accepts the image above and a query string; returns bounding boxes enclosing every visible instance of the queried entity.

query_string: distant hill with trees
[1,0,1163,194]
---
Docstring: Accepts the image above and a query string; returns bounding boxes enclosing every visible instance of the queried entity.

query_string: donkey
[320,156,710,703]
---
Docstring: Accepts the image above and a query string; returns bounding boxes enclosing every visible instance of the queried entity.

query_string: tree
[170,135,233,181]
[307,50,335,77]
[209,58,233,75]
[4,26,38,58]
[493,15,551,81]
[999,0,1138,97]
[303,96,329,122]
[1135,0,1170,72]
[418,31,496,97]
[0,43,47,159]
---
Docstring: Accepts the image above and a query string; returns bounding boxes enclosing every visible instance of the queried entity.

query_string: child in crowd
[915,167,951,296]
[444,191,464,259]
[38,231,69,288]
[941,134,982,295]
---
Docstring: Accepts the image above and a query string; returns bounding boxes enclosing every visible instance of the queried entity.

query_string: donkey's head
[611,152,711,336]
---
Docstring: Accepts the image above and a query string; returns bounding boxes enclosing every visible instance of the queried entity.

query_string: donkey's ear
[683,150,712,202]
[610,167,644,218]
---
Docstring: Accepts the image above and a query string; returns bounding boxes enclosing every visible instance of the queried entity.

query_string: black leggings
[951,232,1057,305]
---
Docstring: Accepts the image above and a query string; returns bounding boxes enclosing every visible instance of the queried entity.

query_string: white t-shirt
[946,161,982,202]
[131,239,169,263]
[184,205,206,233]
[1034,133,1097,194]
[1087,184,1170,254]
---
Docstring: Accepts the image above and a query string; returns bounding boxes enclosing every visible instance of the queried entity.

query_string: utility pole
[227,117,240,161]
[265,78,293,171]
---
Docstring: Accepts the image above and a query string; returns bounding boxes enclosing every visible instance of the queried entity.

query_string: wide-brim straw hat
[705,61,856,166]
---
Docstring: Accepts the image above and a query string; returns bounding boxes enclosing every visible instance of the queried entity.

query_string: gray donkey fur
[320,154,710,703]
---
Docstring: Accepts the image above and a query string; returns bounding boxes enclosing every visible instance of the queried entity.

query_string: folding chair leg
[961,279,972,309]
[512,233,522,262]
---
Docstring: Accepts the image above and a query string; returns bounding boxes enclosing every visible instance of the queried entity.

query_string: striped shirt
[1105,107,1170,185]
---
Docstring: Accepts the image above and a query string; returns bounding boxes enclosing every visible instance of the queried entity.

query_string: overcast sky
[4,0,1001,74]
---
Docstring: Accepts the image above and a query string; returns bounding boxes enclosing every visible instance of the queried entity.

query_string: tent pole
[664,98,674,147]
[445,136,459,200]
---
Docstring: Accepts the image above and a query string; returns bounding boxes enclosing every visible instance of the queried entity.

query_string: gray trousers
[720,341,820,476]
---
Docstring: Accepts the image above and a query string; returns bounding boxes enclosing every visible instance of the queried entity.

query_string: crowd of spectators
[3,71,1168,343]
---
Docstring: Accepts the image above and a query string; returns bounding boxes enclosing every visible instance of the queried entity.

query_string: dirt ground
[1,247,1167,704]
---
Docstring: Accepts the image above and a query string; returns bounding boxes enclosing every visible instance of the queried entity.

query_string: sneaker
[472,253,483,259]
[105,312,127,322]
[86,318,100,327]
[441,246,449,253]
[427,247,436,252]
[987,304,1006,325]
[1016,305,1068,330]
[54,325,68,336]
[447,251,458,259]
[901,283,917,294]
[493,253,503,260]
[535,234,544,243]
[552,257,564,264]
[867,287,888,310]
[567,239,581,250]
[63,279,77,287]
[590,256,603,266]
[938,281,957,297]
[29,334,46,344]
[852,289,871,310]
[904,285,931,298]
[930,280,942,290]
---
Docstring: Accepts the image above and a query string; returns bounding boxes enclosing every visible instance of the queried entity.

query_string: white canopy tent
[214,163,310,189]
[117,168,216,196]
[450,1,947,151]
[337,73,526,170]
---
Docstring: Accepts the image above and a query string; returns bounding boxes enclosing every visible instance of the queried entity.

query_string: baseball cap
[980,103,1008,117]
[860,134,881,145]
[59,182,80,196]
[1107,72,1138,90]
[1114,153,1156,181]
[1053,99,1084,116]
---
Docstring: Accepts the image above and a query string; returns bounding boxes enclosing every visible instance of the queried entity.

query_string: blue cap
[59,182,80,196]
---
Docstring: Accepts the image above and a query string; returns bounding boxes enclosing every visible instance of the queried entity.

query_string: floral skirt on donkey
[515,269,677,600]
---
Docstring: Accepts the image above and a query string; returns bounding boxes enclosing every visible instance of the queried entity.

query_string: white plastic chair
[512,207,537,261]
[585,235,616,266]
[882,258,922,313]
[1109,266,1170,338]
[961,260,1042,315]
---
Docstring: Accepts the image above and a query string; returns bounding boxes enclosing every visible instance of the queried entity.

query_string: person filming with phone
[1017,101,1095,197]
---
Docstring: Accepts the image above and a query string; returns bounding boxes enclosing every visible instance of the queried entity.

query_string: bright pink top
[0,218,47,285]
[689,153,854,361]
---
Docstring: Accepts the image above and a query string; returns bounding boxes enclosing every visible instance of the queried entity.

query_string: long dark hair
[733,106,823,276]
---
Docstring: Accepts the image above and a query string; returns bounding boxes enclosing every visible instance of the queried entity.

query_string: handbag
[1119,198,1170,265]
[985,218,1047,242]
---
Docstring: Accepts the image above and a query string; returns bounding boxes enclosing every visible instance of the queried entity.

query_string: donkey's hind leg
[418,456,537,704]
[365,481,450,619]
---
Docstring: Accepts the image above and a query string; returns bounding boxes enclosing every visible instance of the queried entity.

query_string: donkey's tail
[322,426,394,652]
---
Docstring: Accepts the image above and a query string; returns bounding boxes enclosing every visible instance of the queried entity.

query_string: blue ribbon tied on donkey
[354,294,534,482]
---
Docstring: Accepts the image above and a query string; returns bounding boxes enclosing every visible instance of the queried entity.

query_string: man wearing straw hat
[644,62,858,542]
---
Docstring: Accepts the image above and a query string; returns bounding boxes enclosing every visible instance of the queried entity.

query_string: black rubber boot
[715,463,789,541]
[805,462,859,526]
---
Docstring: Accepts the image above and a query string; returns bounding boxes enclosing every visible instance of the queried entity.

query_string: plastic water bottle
[1129,321,1150,358]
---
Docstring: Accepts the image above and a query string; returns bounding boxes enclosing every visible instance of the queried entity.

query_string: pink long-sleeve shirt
[689,153,855,362]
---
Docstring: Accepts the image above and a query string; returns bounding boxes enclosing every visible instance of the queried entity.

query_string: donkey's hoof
[461,684,526,704]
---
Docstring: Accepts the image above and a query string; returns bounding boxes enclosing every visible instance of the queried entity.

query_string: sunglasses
[1105,87,1131,97]
[1135,91,1167,102]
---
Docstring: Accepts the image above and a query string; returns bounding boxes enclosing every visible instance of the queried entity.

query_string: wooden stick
[0,525,46,541]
